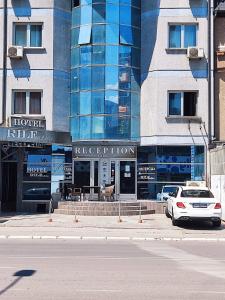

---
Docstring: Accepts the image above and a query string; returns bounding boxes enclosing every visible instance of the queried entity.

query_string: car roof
[180,186,210,191]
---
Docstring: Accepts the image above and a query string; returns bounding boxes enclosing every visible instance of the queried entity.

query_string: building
[209,1,225,220]
[0,0,71,213]
[70,0,207,201]
[0,0,210,213]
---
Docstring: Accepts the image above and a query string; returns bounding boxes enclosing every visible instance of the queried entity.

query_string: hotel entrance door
[73,159,136,200]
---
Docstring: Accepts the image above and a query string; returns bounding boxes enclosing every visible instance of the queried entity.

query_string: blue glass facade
[71,0,141,141]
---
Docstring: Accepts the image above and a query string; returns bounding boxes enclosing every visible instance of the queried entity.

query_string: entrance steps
[54,201,155,216]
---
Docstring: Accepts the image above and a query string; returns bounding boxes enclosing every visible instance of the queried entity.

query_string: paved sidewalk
[0,213,225,241]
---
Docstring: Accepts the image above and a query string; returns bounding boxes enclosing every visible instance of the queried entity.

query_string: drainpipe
[208,0,212,144]
[1,0,7,125]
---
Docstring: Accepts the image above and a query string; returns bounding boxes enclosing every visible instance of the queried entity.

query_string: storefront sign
[5,142,44,148]
[73,145,137,159]
[11,117,46,129]
[0,127,71,144]
[137,164,157,182]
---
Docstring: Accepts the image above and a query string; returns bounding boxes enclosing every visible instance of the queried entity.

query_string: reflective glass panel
[120,5,131,26]
[78,25,92,45]
[105,90,118,114]
[92,91,104,114]
[92,25,105,44]
[169,25,181,48]
[120,25,133,45]
[80,116,91,139]
[71,68,79,91]
[30,25,42,47]
[80,92,91,114]
[71,117,79,139]
[93,4,106,23]
[131,92,140,116]
[80,5,92,25]
[105,66,118,89]
[80,67,91,90]
[105,115,119,139]
[72,27,79,45]
[71,93,79,115]
[119,67,131,90]
[15,25,27,46]
[169,93,181,115]
[92,46,105,64]
[184,25,197,48]
[80,46,92,65]
[106,24,119,44]
[92,116,104,139]
[119,91,130,114]
[131,116,140,139]
[106,3,119,24]
[119,46,131,66]
[72,7,80,27]
[71,47,80,67]
[92,66,105,89]
[106,46,118,65]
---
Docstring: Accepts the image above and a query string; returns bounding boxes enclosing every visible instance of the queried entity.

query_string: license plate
[192,203,208,208]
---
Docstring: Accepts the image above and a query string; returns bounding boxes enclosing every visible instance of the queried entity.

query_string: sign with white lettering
[11,117,46,129]
[0,127,71,144]
[73,145,137,159]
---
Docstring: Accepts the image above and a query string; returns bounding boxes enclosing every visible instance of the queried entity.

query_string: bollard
[48,199,53,222]
[138,201,143,223]
[74,202,79,223]
[118,195,122,223]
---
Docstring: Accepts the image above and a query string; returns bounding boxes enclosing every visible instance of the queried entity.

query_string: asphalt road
[0,240,225,300]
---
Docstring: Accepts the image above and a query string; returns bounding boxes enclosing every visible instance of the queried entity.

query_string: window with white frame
[14,24,42,47]
[13,91,42,115]
[169,24,197,48]
[168,92,197,117]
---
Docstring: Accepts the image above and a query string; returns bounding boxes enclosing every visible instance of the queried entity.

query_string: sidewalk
[0,213,225,241]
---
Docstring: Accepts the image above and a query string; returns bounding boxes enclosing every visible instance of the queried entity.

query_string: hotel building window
[14,24,42,47]
[13,91,42,115]
[169,24,197,48]
[168,92,197,117]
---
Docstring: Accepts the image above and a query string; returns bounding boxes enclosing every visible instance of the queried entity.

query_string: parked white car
[165,186,222,227]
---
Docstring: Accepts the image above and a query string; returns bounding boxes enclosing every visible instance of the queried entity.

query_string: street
[0,240,225,300]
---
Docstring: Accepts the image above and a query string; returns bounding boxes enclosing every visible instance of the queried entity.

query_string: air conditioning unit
[8,46,23,59]
[187,47,204,59]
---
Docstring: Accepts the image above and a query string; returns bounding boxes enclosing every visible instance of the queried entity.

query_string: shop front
[72,144,137,200]
[0,124,71,213]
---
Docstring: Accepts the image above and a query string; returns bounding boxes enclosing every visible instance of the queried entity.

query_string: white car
[165,186,222,227]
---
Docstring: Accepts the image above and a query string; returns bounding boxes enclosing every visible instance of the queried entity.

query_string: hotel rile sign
[11,117,46,129]
[73,145,137,159]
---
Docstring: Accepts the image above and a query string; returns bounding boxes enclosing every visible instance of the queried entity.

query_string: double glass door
[73,159,136,200]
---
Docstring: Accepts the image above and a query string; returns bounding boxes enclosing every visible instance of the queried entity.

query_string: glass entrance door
[74,159,137,201]
[119,161,136,200]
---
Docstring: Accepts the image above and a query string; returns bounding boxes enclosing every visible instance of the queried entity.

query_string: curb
[0,235,225,241]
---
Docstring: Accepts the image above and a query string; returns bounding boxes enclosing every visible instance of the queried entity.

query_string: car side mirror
[163,196,168,201]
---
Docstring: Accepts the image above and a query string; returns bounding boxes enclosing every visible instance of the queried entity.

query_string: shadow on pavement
[0,270,36,297]
[177,220,225,231]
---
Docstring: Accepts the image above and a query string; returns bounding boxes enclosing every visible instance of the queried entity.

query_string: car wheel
[165,207,171,218]
[172,210,179,226]
[212,220,221,227]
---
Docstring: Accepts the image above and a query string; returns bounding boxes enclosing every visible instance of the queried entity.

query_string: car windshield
[163,187,177,193]
[181,190,214,198]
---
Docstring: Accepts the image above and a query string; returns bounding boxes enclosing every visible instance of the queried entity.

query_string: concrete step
[54,201,155,216]
[54,208,155,216]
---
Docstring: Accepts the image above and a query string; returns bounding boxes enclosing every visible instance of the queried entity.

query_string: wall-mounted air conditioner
[8,46,24,59]
[187,47,204,59]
